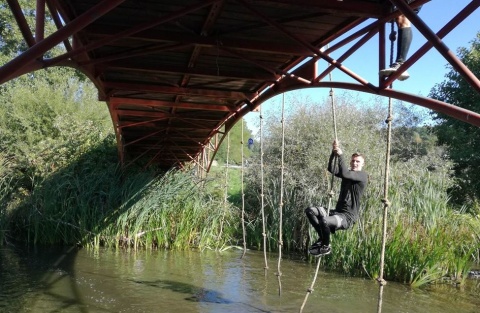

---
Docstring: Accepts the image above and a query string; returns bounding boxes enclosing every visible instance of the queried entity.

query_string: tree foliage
[0,0,60,58]
[0,66,113,213]
[429,32,480,208]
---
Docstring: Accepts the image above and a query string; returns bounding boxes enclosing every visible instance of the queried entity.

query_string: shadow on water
[130,279,234,304]
[0,245,86,313]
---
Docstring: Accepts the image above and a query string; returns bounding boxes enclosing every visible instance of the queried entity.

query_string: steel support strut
[388,0,480,93]
[0,0,127,84]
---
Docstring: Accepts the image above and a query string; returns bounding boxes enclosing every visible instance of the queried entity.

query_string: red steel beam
[45,0,72,51]
[388,0,480,93]
[248,81,480,127]
[0,0,126,84]
[6,0,36,47]
[382,0,480,87]
[36,0,45,42]
[103,82,255,100]
[235,0,375,92]
[43,0,221,67]
[315,27,378,82]
[109,97,233,112]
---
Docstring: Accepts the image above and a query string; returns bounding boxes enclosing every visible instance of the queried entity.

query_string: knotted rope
[299,70,338,313]
[377,20,396,313]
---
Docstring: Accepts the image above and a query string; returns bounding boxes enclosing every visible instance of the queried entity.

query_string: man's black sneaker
[310,239,322,248]
[309,244,331,256]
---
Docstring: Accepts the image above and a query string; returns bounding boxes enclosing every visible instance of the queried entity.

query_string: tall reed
[309,166,478,287]
[242,97,480,286]
[7,150,238,250]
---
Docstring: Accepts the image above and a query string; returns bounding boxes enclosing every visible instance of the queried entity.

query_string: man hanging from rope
[305,140,368,256]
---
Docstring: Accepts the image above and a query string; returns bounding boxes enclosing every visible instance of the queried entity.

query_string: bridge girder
[1,0,480,171]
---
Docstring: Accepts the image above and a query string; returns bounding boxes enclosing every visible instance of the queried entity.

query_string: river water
[0,246,479,313]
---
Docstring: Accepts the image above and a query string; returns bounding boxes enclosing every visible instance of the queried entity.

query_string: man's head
[350,153,365,171]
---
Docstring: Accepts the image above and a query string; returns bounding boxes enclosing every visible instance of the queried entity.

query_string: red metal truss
[1,0,480,170]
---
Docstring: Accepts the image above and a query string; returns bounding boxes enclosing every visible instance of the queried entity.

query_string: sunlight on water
[0,246,479,313]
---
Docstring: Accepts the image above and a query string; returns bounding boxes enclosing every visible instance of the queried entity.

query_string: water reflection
[0,246,479,313]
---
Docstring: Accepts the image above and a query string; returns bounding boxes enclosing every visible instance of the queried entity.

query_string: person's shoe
[379,62,401,75]
[310,238,322,248]
[379,62,410,81]
[317,206,327,218]
[309,244,331,256]
[397,70,410,81]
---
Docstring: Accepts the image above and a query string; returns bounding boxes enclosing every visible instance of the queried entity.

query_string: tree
[390,102,439,162]
[429,32,480,209]
[1,1,60,58]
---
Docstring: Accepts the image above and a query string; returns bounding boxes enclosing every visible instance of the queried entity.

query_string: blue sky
[244,0,480,130]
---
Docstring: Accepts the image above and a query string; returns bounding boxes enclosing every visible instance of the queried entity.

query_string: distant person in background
[379,0,423,81]
[305,140,368,256]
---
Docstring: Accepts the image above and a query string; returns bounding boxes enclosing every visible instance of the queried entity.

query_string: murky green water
[0,246,479,313]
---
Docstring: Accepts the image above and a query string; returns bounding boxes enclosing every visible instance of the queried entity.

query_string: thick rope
[260,105,269,273]
[299,256,322,313]
[241,118,247,258]
[276,93,286,296]
[300,70,339,313]
[327,79,338,216]
[377,20,396,313]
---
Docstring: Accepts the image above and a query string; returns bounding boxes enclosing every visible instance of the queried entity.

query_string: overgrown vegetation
[0,68,238,250]
[242,92,480,287]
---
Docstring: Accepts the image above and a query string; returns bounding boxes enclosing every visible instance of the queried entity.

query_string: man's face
[350,156,365,171]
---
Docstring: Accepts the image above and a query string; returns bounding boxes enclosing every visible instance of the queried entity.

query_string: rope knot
[381,198,391,207]
[385,115,393,123]
[377,278,387,286]
[328,190,335,198]
[307,288,314,293]
[389,31,397,42]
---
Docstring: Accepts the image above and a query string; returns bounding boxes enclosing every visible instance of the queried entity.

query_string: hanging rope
[276,92,286,296]
[299,257,322,313]
[241,118,247,258]
[327,71,339,216]
[260,104,269,273]
[218,130,230,241]
[300,67,339,313]
[377,20,396,313]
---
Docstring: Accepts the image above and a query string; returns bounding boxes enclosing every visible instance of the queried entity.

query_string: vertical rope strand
[299,257,322,313]
[329,70,338,142]
[377,96,393,313]
[277,93,286,296]
[377,21,396,313]
[260,105,269,273]
[300,68,339,313]
[241,118,247,258]
[219,130,230,241]
[327,71,338,215]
